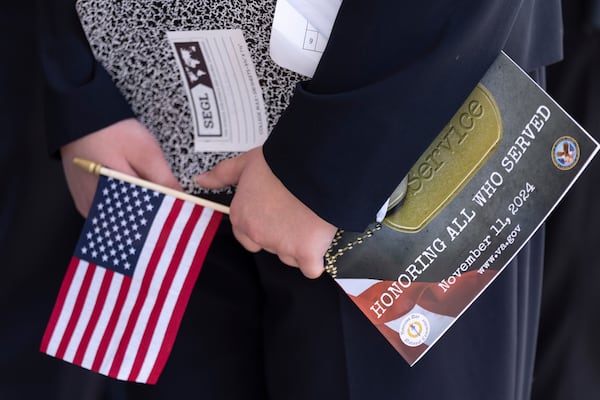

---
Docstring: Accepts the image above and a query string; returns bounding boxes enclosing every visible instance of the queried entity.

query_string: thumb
[194,155,245,189]
[297,254,326,279]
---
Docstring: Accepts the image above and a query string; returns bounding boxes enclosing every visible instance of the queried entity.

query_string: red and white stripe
[336,270,496,364]
[41,197,221,384]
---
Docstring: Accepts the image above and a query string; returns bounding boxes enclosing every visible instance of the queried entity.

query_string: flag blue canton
[74,176,164,277]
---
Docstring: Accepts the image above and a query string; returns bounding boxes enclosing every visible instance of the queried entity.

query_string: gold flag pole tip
[73,157,102,175]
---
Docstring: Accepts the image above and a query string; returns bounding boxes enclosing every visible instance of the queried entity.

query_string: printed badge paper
[168,29,268,152]
[270,0,340,77]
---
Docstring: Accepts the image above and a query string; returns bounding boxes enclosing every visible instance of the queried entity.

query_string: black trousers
[143,71,549,400]
[0,3,106,399]
[532,1,600,398]
[144,217,545,400]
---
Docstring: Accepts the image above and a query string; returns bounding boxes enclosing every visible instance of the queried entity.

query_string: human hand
[194,147,338,278]
[60,118,181,217]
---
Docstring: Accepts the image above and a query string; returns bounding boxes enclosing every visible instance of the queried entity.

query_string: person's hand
[194,147,337,278]
[60,118,181,217]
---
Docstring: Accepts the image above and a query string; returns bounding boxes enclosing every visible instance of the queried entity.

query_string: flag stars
[76,176,164,276]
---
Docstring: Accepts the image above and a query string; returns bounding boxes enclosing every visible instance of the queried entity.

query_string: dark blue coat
[38,1,562,399]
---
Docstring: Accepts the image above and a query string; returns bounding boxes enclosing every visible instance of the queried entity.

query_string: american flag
[335,269,496,365]
[41,175,222,384]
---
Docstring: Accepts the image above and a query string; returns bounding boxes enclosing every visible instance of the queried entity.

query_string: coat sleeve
[37,0,134,156]
[263,0,527,231]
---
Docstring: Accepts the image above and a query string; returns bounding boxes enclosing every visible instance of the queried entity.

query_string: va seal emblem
[552,136,580,170]
[399,313,430,347]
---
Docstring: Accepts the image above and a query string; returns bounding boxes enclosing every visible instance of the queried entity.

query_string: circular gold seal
[552,136,580,171]
[399,313,430,347]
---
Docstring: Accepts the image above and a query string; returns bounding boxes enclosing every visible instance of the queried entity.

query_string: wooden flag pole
[73,157,231,214]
